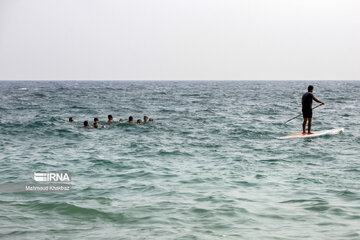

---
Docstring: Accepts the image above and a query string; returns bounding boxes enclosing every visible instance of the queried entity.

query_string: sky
[0,0,359,80]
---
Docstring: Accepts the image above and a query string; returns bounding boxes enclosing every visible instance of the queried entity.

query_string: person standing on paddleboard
[302,85,325,134]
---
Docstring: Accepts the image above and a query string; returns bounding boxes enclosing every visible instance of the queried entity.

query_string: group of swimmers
[68,115,154,129]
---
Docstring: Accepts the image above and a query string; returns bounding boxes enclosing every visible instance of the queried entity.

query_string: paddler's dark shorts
[302,108,312,118]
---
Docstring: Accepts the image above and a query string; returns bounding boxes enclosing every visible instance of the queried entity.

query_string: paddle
[284,104,323,124]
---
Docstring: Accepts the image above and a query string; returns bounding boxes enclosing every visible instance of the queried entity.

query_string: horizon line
[1,79,359,81]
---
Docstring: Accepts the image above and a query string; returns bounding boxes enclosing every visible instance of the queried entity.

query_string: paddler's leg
[307,118,312,134]
[302,118,307,134]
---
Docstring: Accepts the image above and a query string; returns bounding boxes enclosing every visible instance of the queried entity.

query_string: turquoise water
[0,80,359,239]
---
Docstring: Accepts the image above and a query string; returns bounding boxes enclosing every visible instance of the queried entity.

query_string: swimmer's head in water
[84,121,89,127]
[143,116,148,122]
[129,116,133,122]
[119,118,123,122]
[94,117,99,122]
[108,115,113,121]
[69,117,74,122]
[137,119,142,124]
[149,118,154,122]
[93,122,98,128]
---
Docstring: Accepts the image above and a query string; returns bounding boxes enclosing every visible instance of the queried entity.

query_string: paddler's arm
[313,95,325,105]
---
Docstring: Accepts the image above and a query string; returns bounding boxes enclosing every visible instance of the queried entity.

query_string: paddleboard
[278,128,344,140]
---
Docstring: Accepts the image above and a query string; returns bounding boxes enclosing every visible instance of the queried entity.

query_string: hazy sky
[0,0,359,80]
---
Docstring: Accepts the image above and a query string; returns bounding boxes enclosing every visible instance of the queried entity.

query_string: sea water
[0,81,359,239]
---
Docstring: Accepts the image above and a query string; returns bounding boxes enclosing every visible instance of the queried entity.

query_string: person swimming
[143,116,148,123]
[83,121,90,128]
[93,122,98,129]
[128,116,134,123]
[149,118,154,122]
[69,117,74,122]
[137,119,142,124]
[94,117,99,123]
[107,115,113,124]
[119,118,124,123]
